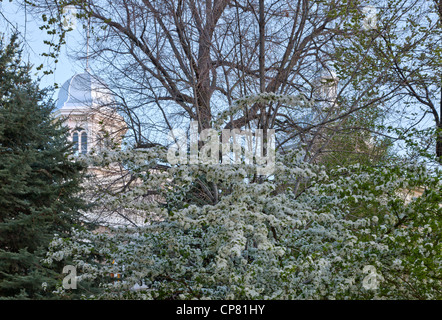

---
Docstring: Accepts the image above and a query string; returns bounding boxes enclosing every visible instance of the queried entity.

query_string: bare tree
[23,0,397,155]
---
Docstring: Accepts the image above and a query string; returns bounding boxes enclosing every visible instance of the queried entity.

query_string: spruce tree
[0,34,87,299]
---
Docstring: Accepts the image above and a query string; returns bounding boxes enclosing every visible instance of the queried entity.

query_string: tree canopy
[0,34,87,299]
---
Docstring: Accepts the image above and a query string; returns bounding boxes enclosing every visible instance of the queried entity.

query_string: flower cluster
[44,144,441,299]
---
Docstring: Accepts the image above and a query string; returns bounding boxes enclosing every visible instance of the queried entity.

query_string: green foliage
[0,34,88,299]
[332,0,442,164]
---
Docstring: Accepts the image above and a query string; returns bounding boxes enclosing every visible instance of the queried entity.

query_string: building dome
[53,70,126,157]
[56,71,114,110]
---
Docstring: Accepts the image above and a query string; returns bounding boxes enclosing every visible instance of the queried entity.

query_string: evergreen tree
[0,34,87,299]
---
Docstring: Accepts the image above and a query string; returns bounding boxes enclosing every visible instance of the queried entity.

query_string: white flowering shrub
[43,143,441,300]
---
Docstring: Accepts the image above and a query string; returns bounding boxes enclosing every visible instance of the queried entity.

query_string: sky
[0,1,87,99]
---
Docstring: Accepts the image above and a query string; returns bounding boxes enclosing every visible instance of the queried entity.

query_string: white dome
[56,71,114,110]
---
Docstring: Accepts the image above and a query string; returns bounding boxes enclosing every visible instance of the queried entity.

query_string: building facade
[53,71,127,156]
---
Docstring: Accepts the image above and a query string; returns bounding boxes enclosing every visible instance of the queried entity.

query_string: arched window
[81,132,88,155]
[72,129,88,156]
[72,132,79,155]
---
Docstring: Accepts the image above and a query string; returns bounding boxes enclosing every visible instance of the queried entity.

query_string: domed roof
[56,71,114,110]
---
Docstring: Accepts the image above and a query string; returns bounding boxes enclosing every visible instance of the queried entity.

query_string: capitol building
[53,70,152,229]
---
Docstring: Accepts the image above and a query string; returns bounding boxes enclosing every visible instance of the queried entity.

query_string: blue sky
[1,1,86,100]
